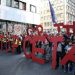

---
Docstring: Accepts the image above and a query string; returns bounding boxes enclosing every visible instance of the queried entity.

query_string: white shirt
[57,43,62,52]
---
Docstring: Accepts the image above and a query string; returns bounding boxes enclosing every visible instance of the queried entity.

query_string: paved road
[0,51,72,75]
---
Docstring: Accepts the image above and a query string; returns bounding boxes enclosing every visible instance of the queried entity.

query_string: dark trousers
[56,52,61,68]
[65,61,73,72]
[6,42,9,49]
[17,45,21,54]
[61,52,66,69]
[0,41,1,49]
[3,42,6,50]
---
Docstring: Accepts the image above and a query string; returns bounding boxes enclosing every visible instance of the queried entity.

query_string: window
[6,0,19,8]
[20,1,26,10]
[0,22,2,29]
[6,0,27,10]
[44,22,46,27]
[41,17,43,20]
[47,22,50,26]
[44,22,49,27]
[0,21,6,33]
[13,0,19,8]
[30,5,36,13]
[6,0,12,7]
[44,16,46,20]
[67,5,69,10]
[47,10,49,13]
[7,22,13,33]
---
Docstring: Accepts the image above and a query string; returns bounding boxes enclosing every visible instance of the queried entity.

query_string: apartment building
[40,0,75,32]
[0,0,40,35]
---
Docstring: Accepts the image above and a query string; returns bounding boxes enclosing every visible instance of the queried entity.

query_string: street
[0,51,72,75]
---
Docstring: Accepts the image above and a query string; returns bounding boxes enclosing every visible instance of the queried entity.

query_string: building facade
[0,0,40,35]
[40,0,75,32]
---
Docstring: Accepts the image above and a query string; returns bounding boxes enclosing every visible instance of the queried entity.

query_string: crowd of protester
[0,31,75,75]
[0,32,23,54]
